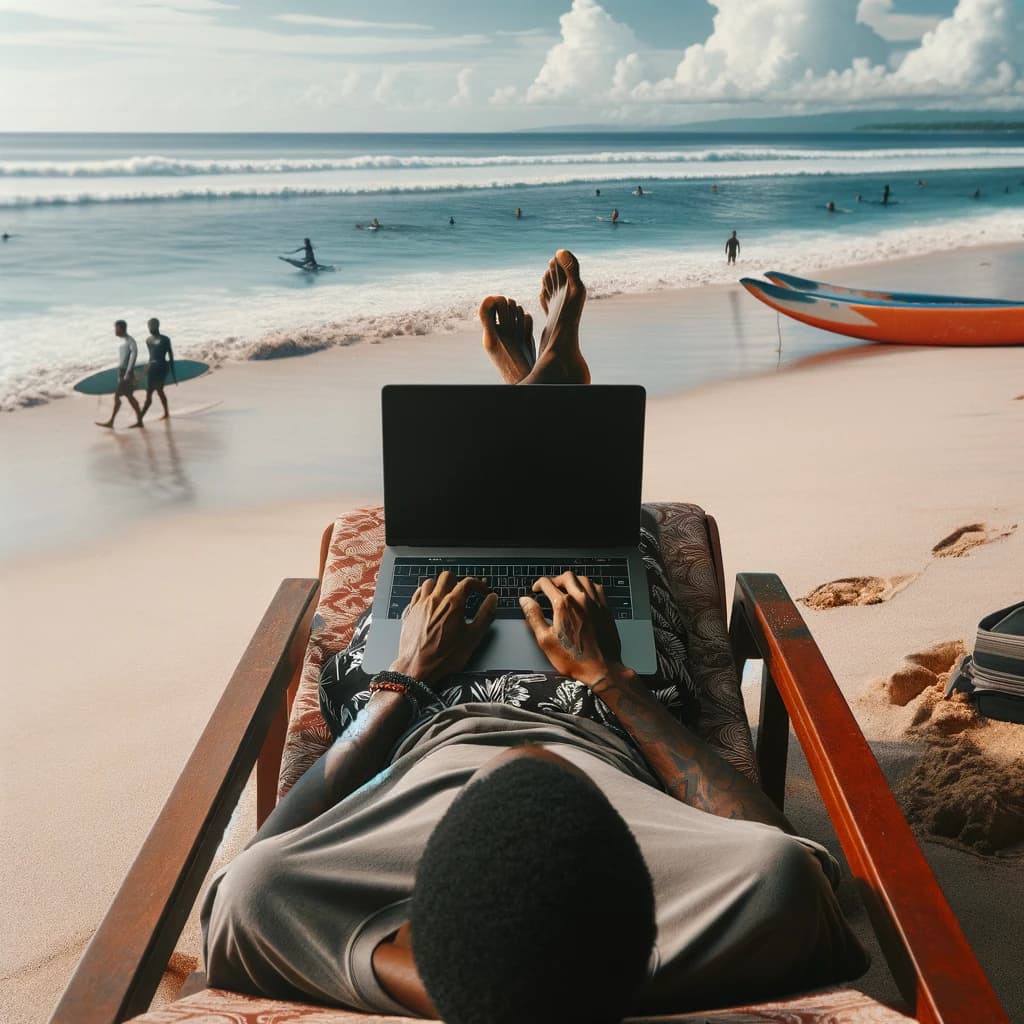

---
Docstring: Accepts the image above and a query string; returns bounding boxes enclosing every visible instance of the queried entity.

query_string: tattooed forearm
[598,671,794,833]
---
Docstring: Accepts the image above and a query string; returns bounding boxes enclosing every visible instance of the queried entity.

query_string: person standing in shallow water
[96,320,144,429]
[140,317,176,422]
[882,184,891,206]
[725,230,740,265]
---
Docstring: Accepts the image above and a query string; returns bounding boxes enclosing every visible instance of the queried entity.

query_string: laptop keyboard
[388,557,633,620]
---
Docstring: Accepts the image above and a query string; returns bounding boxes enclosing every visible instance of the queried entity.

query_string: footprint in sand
[931,522,1017,558]
[800,573,917,609]
[872,641,1024,857]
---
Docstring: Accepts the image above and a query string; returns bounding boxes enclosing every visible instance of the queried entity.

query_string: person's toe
[479,295,502,324]
[555,249,580,284]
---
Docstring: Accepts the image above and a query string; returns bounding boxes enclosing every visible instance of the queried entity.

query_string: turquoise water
[1,130,1023,409]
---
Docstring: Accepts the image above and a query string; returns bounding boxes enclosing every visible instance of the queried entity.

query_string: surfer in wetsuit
[140,317,177,422]
[882,184,891,206]
[287,238,317,269]
[96,320,144,429]
[725,230,740,265]
[634,185,644,196]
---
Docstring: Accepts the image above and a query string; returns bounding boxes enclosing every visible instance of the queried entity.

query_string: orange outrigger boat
[741,274,1024,347]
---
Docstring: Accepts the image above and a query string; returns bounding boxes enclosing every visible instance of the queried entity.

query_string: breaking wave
[4,146,1024,178]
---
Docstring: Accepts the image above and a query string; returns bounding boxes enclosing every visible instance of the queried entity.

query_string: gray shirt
[201,705,865,1014]
[118,334,138,377]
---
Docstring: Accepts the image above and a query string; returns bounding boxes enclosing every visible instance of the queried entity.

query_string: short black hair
[411,756,656,1024]
[114,319,127,331]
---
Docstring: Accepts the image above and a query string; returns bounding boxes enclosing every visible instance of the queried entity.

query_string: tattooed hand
[519,572,627,687]
[393,572,497,685]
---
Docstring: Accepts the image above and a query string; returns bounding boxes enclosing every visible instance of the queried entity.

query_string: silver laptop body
[363,385,656,675]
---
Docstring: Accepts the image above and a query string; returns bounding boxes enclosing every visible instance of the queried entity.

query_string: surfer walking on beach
[96,320,144,430]
[725,230,740,264]
[140,317,176,422]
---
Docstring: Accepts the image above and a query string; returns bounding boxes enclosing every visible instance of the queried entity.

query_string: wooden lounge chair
[49,503,1009,1024]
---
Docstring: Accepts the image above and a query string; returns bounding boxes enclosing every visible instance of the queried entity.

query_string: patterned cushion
[129,986,910,1022]
[279,503,756,799]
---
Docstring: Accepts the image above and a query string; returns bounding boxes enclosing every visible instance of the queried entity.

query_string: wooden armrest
[728,573,1007,1024]
[50,578,320,1024]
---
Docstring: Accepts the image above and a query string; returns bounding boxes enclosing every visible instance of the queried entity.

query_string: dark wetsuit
[145,333,173,390]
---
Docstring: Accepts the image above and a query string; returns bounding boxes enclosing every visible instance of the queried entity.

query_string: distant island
[859,121,1024,133]
[527,108,1024,134]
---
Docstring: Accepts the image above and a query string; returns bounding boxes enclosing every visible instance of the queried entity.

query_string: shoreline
[2,224,1023,413]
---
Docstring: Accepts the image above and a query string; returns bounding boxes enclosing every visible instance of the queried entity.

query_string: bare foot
[522,249,590,385]
[479,295,535,384]
[129,420,144,429]
[95,421,113,429]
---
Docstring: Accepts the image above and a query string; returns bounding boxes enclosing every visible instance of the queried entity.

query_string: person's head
[411,748,655,1024]
[304,237,311,246]
[148,317,160,334]
[731,230,737,237]
[114,319,127,336]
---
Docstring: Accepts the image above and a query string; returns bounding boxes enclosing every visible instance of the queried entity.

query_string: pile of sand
[801,574,916,609]
[860,641,1024,857]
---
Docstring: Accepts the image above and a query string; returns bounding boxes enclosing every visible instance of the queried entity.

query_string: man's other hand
[520,573,625,687]
[392,573,497,685]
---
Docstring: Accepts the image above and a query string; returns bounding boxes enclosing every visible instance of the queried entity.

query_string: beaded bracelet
[369,671,438,712]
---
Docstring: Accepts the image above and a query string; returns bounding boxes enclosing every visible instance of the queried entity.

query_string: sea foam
[3,211,1021,414]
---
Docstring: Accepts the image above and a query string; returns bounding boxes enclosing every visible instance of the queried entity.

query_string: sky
[1,0,1022,132]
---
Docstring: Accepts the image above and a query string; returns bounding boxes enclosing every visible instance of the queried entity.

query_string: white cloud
[525,0,639,102]
[273,14,433,33]
[451,67,473,106]
[522,0,1024,110]
[894,0,1023,92]
[856,0,942,42]
[634,0,890,101]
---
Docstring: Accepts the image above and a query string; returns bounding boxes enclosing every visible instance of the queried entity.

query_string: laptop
[363,384,657,674]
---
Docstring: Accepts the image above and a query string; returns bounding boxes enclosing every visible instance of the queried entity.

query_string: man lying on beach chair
[200,251,869,1024]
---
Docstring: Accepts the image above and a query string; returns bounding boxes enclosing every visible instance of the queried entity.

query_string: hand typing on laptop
[391,571,497,683]
[392,567,629,690]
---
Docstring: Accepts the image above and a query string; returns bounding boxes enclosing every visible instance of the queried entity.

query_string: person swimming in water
[826,201,836,213]
[371,217,381,229]
[286,238,317,268]
[633,185,644,196]
[515,207,522,219]
[449,216,455,226]
[611,208,619,224]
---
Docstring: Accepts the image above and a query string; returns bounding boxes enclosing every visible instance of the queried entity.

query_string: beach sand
[2,243,1022,1022]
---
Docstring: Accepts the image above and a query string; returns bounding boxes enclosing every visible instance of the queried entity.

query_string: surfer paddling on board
[725,230,740,265]
[96,320,144,430]
[140,317,177,422]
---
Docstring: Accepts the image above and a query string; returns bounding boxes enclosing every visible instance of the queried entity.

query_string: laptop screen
[382,385,646,547]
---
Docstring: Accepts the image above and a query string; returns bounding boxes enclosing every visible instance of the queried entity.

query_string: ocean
[1,130,1023,411]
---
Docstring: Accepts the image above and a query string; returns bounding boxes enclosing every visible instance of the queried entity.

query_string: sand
[2,243,1023,1023]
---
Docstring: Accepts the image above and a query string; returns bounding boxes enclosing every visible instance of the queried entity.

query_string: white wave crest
[3,145,1023,179]
[4,148,1024,208]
